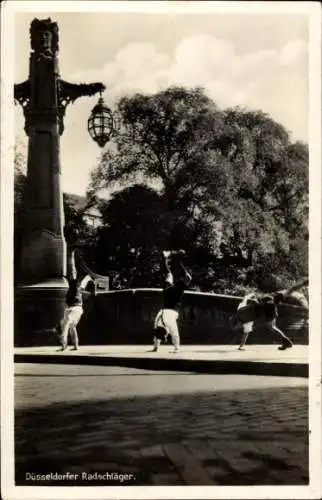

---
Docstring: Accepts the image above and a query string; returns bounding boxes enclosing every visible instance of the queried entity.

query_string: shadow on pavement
[15,386,308,486]
[14,353,308,377]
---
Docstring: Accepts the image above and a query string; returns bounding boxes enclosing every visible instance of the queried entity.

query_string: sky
[14,8,309,196]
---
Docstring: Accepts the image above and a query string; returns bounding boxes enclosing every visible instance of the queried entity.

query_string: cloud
[174,35,235,76]
[279,39,308,67]
[69,33,308,139]
[52,33,308,194]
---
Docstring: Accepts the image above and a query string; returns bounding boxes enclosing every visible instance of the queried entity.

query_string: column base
[14,278,68,347]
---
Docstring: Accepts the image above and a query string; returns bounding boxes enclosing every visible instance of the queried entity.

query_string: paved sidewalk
[15,364,308,486]
[14,344,309,377]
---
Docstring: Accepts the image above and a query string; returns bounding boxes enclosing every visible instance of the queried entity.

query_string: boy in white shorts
[56,246,93,351]
[152,250,192,353]
[236,292,259,350]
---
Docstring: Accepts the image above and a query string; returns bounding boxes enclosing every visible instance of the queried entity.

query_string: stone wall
[78,289,308,346]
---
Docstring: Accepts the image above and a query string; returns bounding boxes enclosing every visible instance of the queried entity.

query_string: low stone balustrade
[78,289,308,346]
[14,287,308,347]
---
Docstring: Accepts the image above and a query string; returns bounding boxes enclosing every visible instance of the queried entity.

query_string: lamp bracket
[14,80,31,108]
[57,80,105,134]
[58,80,105,107]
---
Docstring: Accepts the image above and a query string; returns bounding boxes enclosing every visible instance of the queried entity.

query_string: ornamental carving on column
[30,18,59,60]
[14,18,105,136]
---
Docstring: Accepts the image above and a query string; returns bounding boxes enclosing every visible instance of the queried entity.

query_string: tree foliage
[88,86,308,292]
[14,141,28,279]
[94,185,167,287]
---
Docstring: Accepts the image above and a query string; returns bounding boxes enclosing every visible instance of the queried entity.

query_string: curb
[14,353,308,378]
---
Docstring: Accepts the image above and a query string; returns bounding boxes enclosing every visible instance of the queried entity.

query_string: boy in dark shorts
[152,250,192,353]
[237,278,308,350]
[260,291,293,350]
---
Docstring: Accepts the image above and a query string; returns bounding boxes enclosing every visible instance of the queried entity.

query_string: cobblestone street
[15,363,308,486]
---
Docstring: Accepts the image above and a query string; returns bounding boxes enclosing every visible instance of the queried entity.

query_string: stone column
[14,19,105,346]
[20,19,66,283]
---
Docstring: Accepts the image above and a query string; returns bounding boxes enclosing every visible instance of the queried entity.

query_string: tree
[63,194,98,247]
[94,185,168,287]
[203,108,308,290]
[14,141,28,279]
[87,88,309,292]
[14,140,27,216]
[90,87,226,204]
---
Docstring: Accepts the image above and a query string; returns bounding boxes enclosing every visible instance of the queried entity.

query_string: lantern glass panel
[88,98,114,147]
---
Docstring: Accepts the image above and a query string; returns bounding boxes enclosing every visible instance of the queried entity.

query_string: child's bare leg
[153,336,161,352]
[70,326,79,350]
[268,321,293,349]
[170,325,180,353]
[238,322,253,350]
[58,316,69,351]
[67,248,77,280]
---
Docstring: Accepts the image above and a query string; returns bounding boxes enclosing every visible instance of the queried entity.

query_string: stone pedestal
[14,278,68,347]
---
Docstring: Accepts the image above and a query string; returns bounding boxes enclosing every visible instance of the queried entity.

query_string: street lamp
[88,92,114,147]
